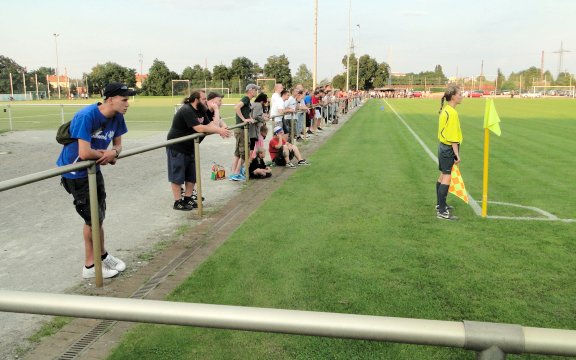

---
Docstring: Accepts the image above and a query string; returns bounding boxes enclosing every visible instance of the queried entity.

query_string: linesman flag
[483,98,502,136]
[449,164,469,203]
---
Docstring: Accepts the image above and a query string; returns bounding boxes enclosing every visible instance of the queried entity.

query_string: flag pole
[481,127,490,217]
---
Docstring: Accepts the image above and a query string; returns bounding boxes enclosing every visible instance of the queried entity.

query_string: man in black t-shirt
[167,90,231,210]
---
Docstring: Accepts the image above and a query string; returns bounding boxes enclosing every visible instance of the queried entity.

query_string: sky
[3,0,575,82]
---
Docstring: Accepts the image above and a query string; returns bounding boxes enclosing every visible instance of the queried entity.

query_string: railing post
[60,104,65,124]
[243,124,249,181]
[7,104,13,131]
[87,163,103,288]
[476,346,506,360]
[194,137,203,216]
[290,118,295,143]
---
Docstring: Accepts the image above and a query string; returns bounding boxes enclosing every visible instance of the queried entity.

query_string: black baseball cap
[103,82,136,99]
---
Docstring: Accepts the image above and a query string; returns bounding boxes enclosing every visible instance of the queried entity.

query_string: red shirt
[268,136,286,160]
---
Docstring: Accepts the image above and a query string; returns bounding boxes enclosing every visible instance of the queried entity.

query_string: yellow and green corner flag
[483,98,502,135]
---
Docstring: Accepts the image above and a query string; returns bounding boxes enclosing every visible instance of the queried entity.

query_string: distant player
[436,85,463,220]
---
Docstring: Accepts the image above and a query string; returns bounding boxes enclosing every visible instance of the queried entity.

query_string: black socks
[437,184,450,212]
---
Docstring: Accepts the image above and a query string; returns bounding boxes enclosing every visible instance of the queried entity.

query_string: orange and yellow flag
[449,164,469,203]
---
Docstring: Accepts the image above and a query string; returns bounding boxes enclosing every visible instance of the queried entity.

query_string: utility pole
[346,0,351,92]
[53,33,61,99]
[552,41,571,76]
[356,24,360,91]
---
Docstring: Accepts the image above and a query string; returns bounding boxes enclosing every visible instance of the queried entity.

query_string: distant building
[47,75,70,89]
[136,73,148,89]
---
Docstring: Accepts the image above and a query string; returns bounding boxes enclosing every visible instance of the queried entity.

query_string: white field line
[383,99,575,223]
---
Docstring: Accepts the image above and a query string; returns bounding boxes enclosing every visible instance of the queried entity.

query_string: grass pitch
[105,98,575,359]
[0,96,240,132]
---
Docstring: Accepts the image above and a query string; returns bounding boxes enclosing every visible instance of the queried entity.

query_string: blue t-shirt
[304,95,311,105]
[56,103,128,179]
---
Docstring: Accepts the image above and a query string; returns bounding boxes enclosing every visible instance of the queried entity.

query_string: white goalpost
[532,85,575,97]
[171,80,191,97]
[204,87,230,98]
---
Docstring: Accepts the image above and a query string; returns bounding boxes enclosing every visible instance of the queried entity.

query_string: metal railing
[0,120,249,287]
[3,103,89,130]
[0,289,574,359]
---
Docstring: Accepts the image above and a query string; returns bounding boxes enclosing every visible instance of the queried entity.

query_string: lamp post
[53,33,61,99]
[138,52,143,88]
[345,0,351,92]
[356,24,360,91]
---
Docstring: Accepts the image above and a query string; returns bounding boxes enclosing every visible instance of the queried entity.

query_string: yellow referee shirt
[438,104,462,145]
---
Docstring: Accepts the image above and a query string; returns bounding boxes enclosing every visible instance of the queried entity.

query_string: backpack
[56,121,103,145]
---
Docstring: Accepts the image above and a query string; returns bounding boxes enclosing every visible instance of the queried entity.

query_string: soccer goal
[204,87,230,98]
[256,78,276,94]
[532,85,575,97]
[171,80,191,97]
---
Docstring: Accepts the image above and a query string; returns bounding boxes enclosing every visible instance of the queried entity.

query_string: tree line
[1,54,574,96]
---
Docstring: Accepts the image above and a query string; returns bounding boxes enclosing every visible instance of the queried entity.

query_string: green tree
[252,63,263,79]
[373,62,391,88]
[496,68,506,88]
[182,65,210,87]
[331,74,346,90]
[264,54,292,88]
[230,57,255,83]
[555,72,575,86]
[0,55,26,93]
[29,66,55,92]
[212,65,230,81]
[293,64,312,89]
[142,59,178,96]
[86,62,136,96]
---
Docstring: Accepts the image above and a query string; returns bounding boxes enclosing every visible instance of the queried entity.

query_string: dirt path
[0,109,358,360]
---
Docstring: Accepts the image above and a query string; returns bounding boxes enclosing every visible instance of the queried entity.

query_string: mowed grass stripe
[107,99,575,360]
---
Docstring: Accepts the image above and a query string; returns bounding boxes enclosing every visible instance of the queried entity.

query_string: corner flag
[449,164,469,203]
[483,98,502,136]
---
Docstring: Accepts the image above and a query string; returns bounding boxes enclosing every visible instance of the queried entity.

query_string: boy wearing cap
[230,84,258,181]
[57,82,134,279]
[268,126,310,168]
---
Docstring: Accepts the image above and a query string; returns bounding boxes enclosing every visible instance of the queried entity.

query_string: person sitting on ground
[268,126,310,168]
[249,147,272,179]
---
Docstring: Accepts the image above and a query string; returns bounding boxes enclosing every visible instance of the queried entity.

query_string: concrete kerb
[19,105,362,360]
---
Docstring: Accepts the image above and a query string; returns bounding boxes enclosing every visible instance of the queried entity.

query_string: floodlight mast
[346,0,351,92]
[53,33,61,99]
[313,0,318,89]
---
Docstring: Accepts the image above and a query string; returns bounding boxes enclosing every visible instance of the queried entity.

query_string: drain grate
[56,202,246,359]
[58,320,116,359]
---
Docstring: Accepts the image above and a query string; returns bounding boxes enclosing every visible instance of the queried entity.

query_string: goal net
[204,87,230,98]
[171,80,191,97]
[256,78,276,94]
[532,85,575,97]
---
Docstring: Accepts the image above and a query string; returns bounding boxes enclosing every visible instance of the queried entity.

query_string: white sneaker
[103,253,126,272]
[82,264,118,279]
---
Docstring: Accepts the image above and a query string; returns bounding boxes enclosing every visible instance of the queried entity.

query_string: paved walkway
[0,108,359,360]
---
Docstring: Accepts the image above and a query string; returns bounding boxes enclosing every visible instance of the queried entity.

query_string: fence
[0,289,575,359]
[2,103,88,131]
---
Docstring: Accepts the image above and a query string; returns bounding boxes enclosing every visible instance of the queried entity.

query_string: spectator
[57,82,133,279]
[249,148,272,179]
[270,83,286,128]
[167,90,231,210]
[268,126,310,168]
[230,84,258,181]
[250,92,269,159]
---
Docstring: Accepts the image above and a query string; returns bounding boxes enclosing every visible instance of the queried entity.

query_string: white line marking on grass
[383,99,575,223]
